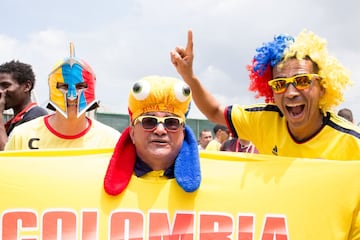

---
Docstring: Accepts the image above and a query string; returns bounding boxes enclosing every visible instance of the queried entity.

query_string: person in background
[198,128,212,150]
[103,76,201,196]
[220,138,258,153]
[170,29,360,159]
[5,43,120,150]
[337,108,353,123]
[0,60,48,150]
[205,124,229,151]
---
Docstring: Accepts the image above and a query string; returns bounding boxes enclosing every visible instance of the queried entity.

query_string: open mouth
[286,104,305,118]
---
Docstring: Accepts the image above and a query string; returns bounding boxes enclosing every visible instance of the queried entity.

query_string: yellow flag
[0,149,359,239]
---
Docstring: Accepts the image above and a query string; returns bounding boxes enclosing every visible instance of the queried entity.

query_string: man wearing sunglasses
[170,30,360,160]
[104,76,201,196]
[5,43,120,150]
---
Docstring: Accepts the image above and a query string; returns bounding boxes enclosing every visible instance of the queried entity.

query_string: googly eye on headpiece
[47,42,99,118]
[128,76,192,122]
[104,76,200,196]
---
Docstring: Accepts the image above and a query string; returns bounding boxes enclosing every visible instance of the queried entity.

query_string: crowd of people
[196,124,259,153]
[1,30,360,158]
[1,30,360,237]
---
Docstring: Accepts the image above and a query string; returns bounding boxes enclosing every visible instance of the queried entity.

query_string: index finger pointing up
[186,29,193,54]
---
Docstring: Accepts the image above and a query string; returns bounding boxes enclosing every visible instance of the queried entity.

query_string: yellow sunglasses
[268,73,321,94]
[134,116,185,132]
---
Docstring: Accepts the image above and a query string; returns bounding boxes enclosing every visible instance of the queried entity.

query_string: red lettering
[163,106,175,113]
[261,215,288,240]
[238,215,254,240]
[148,211,194,240]
[2,210,38,240]
[42,210,76,239]
[110,210,144,240]
[1,209,290,239]
[143,105,160,113]
[81,210,98,240]
[199,213,233,240]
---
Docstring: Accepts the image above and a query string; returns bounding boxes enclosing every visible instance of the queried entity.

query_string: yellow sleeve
[4,131,18,151]
[205,140,221,151]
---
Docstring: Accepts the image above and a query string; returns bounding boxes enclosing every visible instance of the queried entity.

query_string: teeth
[286,104,302,107]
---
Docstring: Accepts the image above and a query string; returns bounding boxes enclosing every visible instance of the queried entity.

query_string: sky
[1,0,360,123]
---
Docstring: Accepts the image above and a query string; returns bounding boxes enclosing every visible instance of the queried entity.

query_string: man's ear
[129,126,136,144]
[320,84,325,97]
[23,80,32,93]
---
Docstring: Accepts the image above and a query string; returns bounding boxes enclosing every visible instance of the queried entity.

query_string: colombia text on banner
[0,149,359,239]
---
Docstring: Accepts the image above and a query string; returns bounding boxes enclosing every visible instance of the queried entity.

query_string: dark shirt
[5,104,48,135]
[134,156,175,179]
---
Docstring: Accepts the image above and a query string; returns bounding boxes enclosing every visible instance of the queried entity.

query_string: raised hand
[170,30,194,80]
[0,90,6,113]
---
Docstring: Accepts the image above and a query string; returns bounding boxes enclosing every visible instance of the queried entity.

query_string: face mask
[47,43,98,118]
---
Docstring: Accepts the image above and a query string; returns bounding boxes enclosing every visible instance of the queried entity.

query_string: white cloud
[1,0,359,124]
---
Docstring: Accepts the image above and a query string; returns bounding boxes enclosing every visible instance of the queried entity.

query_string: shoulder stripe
[225,104,283,138]
[225,106,237,137]
[244,104,283,117]
[326,113,360,139]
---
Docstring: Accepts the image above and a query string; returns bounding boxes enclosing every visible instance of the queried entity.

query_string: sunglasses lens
[138,116,182,131]
[270,74,314,93]
[141,117,157,130]
[294,75,312,89]
[271,80,287,93]
[164,118,181,131]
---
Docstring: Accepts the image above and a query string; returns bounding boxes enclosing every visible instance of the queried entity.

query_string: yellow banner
[1,149,359,239]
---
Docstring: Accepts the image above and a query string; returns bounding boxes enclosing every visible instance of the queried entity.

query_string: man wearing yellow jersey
[5,44,120,150]
[170,30,360,160]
